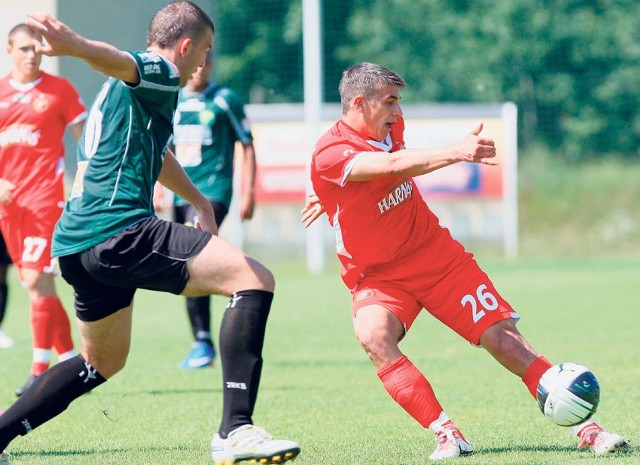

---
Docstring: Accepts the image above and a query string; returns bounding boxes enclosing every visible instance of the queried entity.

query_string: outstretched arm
[26,13,139,84]
[348,122,497,182]
[302,123,496,228]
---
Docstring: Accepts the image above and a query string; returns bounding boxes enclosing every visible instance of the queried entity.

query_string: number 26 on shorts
[461,284,499,323]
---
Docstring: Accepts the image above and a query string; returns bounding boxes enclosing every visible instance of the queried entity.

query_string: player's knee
[82,350,128,379]
[354,324,385,354]
[481,319,527,354]
[247,258,275,292]
[353,306,403,354]
[259,265,275,291]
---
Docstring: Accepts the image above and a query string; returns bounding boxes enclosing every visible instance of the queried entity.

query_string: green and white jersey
[172,83,252,208]
[52,50,181,257]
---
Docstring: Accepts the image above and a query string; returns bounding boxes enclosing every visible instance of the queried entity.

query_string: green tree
[336,0,640,158]
[213,0,640,158]
[213,0,356,105]
[214,0,303,103]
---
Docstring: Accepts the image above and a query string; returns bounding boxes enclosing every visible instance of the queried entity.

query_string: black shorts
[174,200,229,229]
[58,216,211,322]
[0,233,11,267]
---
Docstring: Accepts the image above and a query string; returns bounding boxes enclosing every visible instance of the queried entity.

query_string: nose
[393,102,403,117]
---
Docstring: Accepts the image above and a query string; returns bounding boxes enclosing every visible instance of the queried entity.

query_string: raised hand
[461,122,497,165]
[26,13,84,58]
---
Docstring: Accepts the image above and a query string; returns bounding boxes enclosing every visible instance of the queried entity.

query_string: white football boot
[211,424,300,464]
[429,420,473,461]
[576,422,628,455]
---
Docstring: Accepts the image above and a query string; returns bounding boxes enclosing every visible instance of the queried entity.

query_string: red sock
[377,355,443,428]
[49,296,75,354]
[30,296,55,375]
[522,355,553,398]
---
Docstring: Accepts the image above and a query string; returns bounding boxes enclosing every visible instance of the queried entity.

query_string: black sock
[0,355,106,450]
[187,296,213,345]
[218,290,272,438]
[0,282,7,326]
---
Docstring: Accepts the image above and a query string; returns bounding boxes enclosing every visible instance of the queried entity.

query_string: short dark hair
[147,1,214,48]
[339,62,406,114]
[8,23,42,46]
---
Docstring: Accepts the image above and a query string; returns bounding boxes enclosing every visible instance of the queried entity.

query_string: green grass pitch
[0,257,637,464]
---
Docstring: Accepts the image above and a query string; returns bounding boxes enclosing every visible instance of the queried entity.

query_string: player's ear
[178,37,193,58]
[353,96,365,111]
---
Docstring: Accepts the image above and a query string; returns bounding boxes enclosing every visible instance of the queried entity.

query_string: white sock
[429,411,451,432]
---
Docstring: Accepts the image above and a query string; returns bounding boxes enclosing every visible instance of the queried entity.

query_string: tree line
[213,0,640,159]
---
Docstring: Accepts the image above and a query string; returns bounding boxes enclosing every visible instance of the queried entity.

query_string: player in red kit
[0,23,85,396]
[303,62,627,461]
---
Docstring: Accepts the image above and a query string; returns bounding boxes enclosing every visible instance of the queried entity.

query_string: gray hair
[147,1,214,48]
[338,62,406,114]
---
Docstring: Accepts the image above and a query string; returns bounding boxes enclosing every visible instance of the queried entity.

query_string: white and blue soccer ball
[536,362,600,427]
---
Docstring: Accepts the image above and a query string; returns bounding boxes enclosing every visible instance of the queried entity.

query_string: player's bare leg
[352,304,404,370]
[353,305,472,461]
[0,308,125,456]
[77,305,133,378]
[185,235,300,464]
[480,319,627,455]
[184,234,273,296]
[479,319,539,377]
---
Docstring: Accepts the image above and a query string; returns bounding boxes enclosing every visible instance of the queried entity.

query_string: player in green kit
[161,52,256,370]
[0,3,299,465]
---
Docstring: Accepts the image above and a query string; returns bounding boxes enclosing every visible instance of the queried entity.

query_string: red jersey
[0,71,86,219]
[311,117,437,288]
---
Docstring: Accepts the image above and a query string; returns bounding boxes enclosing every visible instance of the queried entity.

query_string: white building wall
[0,0,58,75]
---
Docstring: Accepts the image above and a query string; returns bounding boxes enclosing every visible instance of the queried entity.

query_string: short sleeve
[216,89,252,144]
[314,142,367,188]
[59,78,87,126]
[126,51,181,104]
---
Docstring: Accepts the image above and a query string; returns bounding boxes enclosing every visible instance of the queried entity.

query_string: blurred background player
[155,52,256,370]
[0,23,85,397]
[303,62,627,461]
[0,232,13,348]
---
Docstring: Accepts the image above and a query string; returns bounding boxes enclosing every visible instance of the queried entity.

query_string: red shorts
[351,224,519,345]
[0,203,62,273]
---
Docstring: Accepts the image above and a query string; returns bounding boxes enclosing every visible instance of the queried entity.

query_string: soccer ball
[536,362,600,427]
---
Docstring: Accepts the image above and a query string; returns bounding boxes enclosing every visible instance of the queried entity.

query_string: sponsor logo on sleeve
[139,51,162,63]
